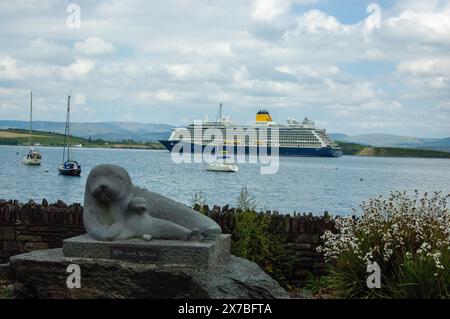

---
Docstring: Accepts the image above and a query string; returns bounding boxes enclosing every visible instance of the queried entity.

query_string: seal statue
[83,164,221,241]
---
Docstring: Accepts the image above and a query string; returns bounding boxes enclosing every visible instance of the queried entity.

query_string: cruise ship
[159,106,342,157]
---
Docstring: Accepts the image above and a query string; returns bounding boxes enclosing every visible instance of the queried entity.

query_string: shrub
[191,187,295,288]
[318,191,450,298]
[231,187,291,288]
[191,191,208,214]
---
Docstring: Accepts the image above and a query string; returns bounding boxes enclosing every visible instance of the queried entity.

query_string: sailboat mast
[62,95,69,163]
[29,91,32,146]
[67,95,71,161]
[216,103,223,123]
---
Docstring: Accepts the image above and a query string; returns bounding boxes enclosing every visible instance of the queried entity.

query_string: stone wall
[0,200,85,264]
[0,200,335,285]
[202,205,336,284]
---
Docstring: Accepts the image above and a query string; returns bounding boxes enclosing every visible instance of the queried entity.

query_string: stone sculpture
[83,164,221,241]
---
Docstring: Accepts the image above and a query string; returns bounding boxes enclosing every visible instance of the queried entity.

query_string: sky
[0,0,449,137]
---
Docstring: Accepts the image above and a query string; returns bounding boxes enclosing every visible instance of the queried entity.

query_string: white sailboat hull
[22,156,41,165]
[206,163,238,172]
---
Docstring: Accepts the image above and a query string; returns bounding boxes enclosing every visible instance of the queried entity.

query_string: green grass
[0,128,164,150]
[0,278,12,299]
[336,141,450,158]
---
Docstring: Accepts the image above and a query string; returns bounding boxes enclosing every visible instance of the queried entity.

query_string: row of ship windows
[182,135,319,139]
[191,139,320,144]
[185,127,325,134]
[183,130,320,136]
[184,137,320,141]
[185,140,321,147]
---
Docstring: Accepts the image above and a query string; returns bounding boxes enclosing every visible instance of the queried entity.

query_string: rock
[9,249,289,299]
[206,256,289,299]
[7,283,34,299]
[0,263,11,280]
[42,199,48,207]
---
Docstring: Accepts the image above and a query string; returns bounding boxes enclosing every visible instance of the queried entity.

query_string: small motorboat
[205,152,238,172]
[58,160,81,176]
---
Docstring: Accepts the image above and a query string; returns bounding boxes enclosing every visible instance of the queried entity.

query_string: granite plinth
[63,234,231,271]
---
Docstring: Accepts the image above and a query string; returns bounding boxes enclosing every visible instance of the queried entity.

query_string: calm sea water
[1,145,449,216]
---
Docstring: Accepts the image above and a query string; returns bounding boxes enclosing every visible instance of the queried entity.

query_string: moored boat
[59,94,81,177]
[22,91,42,165]
[205,151,238,172]
[160,105,342,157]
[206,162,239,172]
[22,147,42,165]
[59,160,81,176]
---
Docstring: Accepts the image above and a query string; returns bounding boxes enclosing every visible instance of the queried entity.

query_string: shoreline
[0,143,164,151]
[2,143,450,159]
[2,128,450,158]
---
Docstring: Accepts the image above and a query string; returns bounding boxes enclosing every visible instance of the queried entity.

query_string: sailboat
[22,91,42,165]
[205,150,238,172]
[58,94,81,176]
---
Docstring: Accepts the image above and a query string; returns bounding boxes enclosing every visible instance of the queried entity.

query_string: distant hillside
[0,128,164,150]
[336,141,450,159]
[328,133,349,141]
[0,120,173,142]
[330,133,450,152]
[1,127,449,158]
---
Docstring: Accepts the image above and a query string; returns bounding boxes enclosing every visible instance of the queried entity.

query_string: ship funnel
[256,109,272,122]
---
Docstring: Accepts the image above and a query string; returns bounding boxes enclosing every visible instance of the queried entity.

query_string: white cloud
[0,0,448,136]
[0,87,29,98]
[72,93,86,106]
[437,101,450,112]
[287,9,355,35]
[250,0,292,22]
[74,37,115,56]
[63,58,95,80]
[383,8,450,45]
[0,55,20,80]
[155,90,175,102]
[397,58,450,76]
[138,90,175,103]
[250,0,322,22]
[397,57,450,90]
[164,64,191,78]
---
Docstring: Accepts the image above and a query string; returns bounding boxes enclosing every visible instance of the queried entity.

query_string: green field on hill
[336,141,450,158]
[0,129,164,150]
